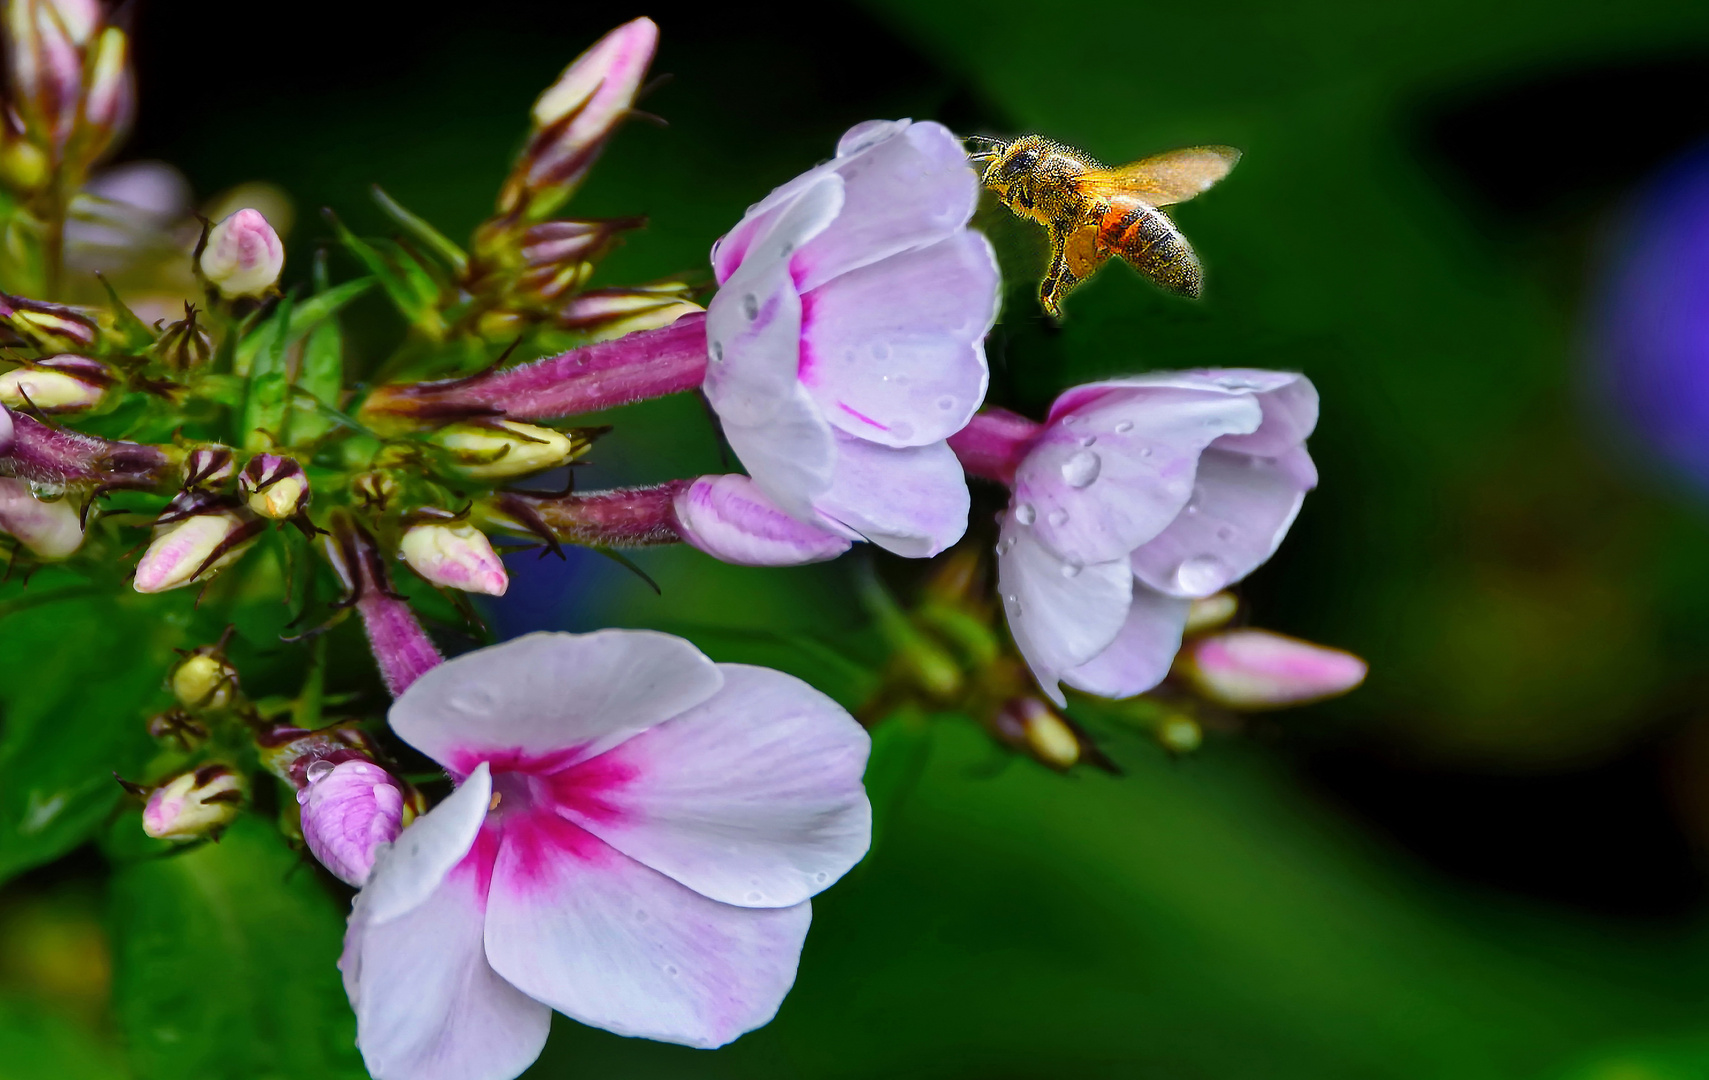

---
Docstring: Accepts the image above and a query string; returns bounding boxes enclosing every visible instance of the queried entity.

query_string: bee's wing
[1078,146,1241,206]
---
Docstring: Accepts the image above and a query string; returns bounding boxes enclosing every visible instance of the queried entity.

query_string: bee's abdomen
[1098,200,1202,297]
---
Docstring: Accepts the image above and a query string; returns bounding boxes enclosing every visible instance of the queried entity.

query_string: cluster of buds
[133,490,263,593]
[2,0,132,181]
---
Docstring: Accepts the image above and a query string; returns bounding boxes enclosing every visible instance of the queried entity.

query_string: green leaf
[284,313,342,445]
[233,277,373,377]
[0,593,180,885]
[370,185,468,277]
[324,209,444,335]
[94,274,156,352]
[109,815,365,1080]
[0,996,125,1080]
[241,292,294,450]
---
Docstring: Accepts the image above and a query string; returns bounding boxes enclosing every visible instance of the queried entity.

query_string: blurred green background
[8,0,1709,1076]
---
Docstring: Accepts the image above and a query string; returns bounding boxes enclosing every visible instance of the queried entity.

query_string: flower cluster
[0,9,1365,1080]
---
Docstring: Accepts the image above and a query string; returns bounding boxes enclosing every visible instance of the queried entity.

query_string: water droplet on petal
[815,871,829,883]
[1047,509,1068,527]
[1079,434,1097,448]
[1114,420,1134,434]
[1060,561,1083,578]
[1216,525,1234,541]
[1003,594,1023,618]
[1015,503,1036,526]
[1060,450,1101,488]
[936,395,956,411]
[741,293,759,320]
[996,537,1015,555]
[28,480,64,501]
[1139,446,1153,459]
[665,964,680,977]
[710,340,724,363]
[1175,555,1226,595]
[304,760,334,785]
[746,891,764,903]
[1061,414,1080,427]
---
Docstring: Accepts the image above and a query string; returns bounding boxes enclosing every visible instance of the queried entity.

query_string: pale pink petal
[1015,387,1263,565]
[672,474,851,566]
[789,121,979,293]
[1062,585,1192,699]
[1179,628,1367,708]
[800,231,996,447]
[343,866,550,1080]
[389,632,723,775]
[360,763,491,925]
[556,663,870,908]
[815,434,969,557]
[483,811,811,1048]
[996,514,1133,707]
[1051,371,1318,459]
[719,388,836,526]
[1130,446,1317,598]
[704,175,841,430]
[300,759,406,887]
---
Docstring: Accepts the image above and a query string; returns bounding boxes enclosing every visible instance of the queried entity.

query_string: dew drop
[1060,561,1082,578]
[741,293,759,320]
[1216,525,1234,541]
[1047,509,1068,527]
[665,964,680,977]
[1060,450,1101,488]
[1185,503,1199,516]
[1114,420,1134,434]
[1175,555,1226,595]
[1003,594,1023,618]
[936,395,957,411]
[1015,503,1037,526]
[746,891,764,903]
[710,340,724,363]
[1079,434,1097,448]
[814,871,829,883]
[1061,414,1080,427]
[996,537,1015,555]
[1139,446,1153,459]
[304,760,334,785]
[27,480,64,502]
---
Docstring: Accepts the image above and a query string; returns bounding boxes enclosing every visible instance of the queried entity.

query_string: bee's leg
[1040,222,1106,318]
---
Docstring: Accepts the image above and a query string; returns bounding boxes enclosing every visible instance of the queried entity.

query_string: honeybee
[969,135,1241,317]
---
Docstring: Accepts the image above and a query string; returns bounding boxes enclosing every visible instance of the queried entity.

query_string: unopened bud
[0,293,98,350]
[239,453,308,519]
[501,18,658,216]
[78,24,131,161]
[199,208,283,299]
[133,494,261,593]
[141,764,244,840]
[1156,715,1203,754]
[350,469,399,510]
[432,418,586,479]
[6,0,86,151]
[171,651,238,710]
[994,697,1081,769]
[297,758,407,886]
[0,476,81,557]
[1175,629,1368,710]
[1184,591,1239,635]
[182,443,234,488]
[154,305,212,371]
[553,283,701,339]
[0,354,111,412]
[399,522,508,596]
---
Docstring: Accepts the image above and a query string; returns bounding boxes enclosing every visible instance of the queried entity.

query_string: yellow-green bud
[171,653,238,711]
[432,419,584,479]
[141,765,244,840]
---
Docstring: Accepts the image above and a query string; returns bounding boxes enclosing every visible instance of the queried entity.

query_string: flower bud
[1184,591,1239,635]
[399,522,508,596]
[0,476,81,557]
[141,764,244,840]
[182,443,234,488]
[78,24,132,161]
[1156,715,1203,755]
[133,494,261,593]
[0,293,98,351]
[239,453,308,519]
[171,651,238,710]
[153,305,212,371]
[431,418,587,479]
[1175,629,1368,710]
[146,708,207,749]
[297,759,407,886]
[6,0,88,151]
[993,697,1081,770]
[198,208,283,299]
[552,283,701,341]
[0,354,111,412]
[350,469,398,510]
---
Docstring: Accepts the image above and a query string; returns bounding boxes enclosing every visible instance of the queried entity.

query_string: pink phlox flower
[702,119,999,558]
[996,370,1318,704]
[341,630,872,1080]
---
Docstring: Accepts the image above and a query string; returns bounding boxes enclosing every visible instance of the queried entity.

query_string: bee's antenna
[963,133,1007,161]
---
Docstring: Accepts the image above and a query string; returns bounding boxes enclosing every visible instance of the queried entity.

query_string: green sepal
[240,291,294,450]
[94,273,157,352]
[232,276,373,376]
[324,209,445,336]
[370,185,469,277]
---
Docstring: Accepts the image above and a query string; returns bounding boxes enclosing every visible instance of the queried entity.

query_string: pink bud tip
[398,523,509,596]
[1178,629,1367,710]
[297,759,406,886]
[199,208,283,299]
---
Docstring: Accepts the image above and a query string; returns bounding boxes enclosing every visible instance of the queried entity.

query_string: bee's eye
[1006,148,1040,174]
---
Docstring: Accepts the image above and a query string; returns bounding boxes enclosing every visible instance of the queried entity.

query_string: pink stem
[486,481,690,548]
[362,314,709,424]
[324,512,444,697]
[0,406,171,488]
[946,407,1041,486]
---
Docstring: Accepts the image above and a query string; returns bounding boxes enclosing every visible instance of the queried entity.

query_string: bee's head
[967,134,1048,197]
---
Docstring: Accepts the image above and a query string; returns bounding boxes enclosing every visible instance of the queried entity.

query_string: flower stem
[482,481,691,549]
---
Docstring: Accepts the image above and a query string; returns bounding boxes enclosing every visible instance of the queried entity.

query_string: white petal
[389,632,724,773]
[672,474,852,566]
[343,867,550,1080]
[558,663,871,908]
[483,811,811,1048]
[1062,586,1191,699]
[1129,446,1317,598]
[360,763,491,925]
[800,231,996,447]
[815,434,970,558]
[996,513,1133,706]
[1015,387,1263,565]
[720,386,837,526]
